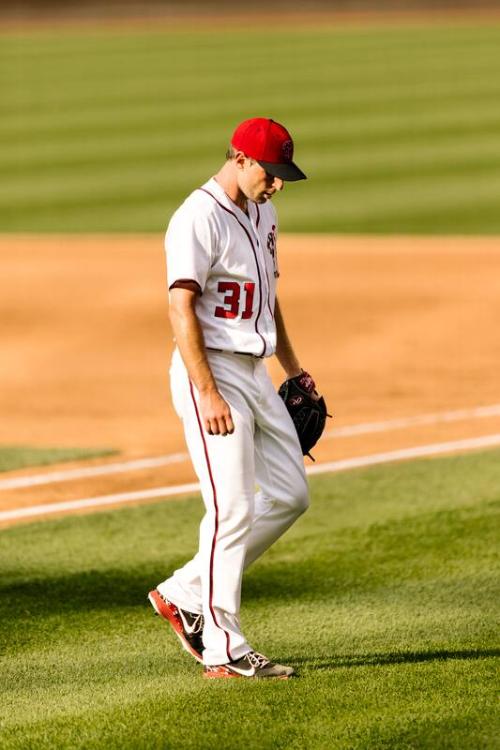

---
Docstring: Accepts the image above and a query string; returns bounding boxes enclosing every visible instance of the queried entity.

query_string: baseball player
[149,117,315,679]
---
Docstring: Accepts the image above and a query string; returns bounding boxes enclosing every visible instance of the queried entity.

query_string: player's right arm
[169,285,234,437]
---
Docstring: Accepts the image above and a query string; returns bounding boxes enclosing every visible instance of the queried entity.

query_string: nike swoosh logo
[178,609,199,635]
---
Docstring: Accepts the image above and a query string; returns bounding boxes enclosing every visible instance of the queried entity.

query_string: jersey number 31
[214,281,255,320]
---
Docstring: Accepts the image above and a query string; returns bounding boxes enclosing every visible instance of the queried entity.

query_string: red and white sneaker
[203,650,294,679]
[148,589,204,663]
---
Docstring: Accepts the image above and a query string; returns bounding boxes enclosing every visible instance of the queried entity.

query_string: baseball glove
[278,371,330,460]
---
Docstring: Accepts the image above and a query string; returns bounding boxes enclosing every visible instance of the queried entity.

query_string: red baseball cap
[231,117,307,182]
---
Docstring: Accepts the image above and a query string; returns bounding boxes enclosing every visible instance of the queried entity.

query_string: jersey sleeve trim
[169,279,203,294]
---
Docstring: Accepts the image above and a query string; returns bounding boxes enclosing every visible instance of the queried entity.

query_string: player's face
[239,159,284,204]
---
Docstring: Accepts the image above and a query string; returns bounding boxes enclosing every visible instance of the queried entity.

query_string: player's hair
[226,145,256,164]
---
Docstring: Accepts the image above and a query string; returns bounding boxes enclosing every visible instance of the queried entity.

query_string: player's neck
[214,166,248,215]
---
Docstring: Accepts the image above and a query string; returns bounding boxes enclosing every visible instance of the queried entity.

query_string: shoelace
[246,651,271,669]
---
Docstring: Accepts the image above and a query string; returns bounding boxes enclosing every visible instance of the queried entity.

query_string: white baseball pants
[158,348,309,666]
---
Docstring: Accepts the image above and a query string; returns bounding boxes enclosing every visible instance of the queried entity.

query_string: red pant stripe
[189,381,232,663]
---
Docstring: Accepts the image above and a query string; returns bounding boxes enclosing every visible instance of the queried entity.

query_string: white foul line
[2,403,500,492]
[1,432,500,523]
[0,481,201,523]
[0,452,189,491]
[326,403,500,438]
[306,433,500,475]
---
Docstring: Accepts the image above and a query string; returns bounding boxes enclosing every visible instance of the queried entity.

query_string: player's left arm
[274,297,302,379]
[275,296,322,399]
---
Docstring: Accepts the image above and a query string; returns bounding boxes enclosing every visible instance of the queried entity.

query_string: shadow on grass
[1,556,340,630]
[243,558,353,602]
[1,548,334,624]
[291,648,500,670]
[0,564,183,621]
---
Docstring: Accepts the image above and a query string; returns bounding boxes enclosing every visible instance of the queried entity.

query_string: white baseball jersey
[165,177,280,358]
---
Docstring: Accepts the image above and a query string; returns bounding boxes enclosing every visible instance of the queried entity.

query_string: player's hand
[199,390,235,436]
[286,368,321,401]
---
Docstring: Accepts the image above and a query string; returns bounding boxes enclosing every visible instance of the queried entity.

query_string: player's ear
[233,150,247,170]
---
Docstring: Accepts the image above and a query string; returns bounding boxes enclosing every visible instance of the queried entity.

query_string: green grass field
[2,21,500,233]
[1,449,498,749]
[0,446,116,473]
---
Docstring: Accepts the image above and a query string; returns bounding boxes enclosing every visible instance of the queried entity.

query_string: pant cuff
[157,582,203,615]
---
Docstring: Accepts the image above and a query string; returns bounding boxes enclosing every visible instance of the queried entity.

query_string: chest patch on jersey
[267,224,279,278]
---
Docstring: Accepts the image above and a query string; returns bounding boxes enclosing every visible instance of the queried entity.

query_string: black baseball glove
[278,371,330,460]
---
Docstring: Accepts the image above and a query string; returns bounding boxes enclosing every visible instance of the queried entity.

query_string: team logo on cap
[282,139,293,161]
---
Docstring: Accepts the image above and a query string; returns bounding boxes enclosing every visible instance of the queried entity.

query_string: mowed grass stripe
[282,174,500,232]
[3,146,500,212]
[3,76,500,144]
[4,31,500,122]
[0,449,498,749]
[2,22,499,63]
[3,33,499,125]
[5,133,500,197]
[3,23,500,233]
[5,44,500,101]
[4,31,500,112]
[2,148,499,233]
[6,126,500,188]
[4,94,500,175]
[0,446,116,473]
[4,170,500,234]
[4,38,500,108]
[4,103,500,178]
[3,150,499,210]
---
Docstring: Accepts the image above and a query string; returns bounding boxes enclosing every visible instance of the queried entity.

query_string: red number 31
[214,281,255,320]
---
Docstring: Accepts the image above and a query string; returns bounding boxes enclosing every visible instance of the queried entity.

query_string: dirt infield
[1,233,500,524]
[2,5,500,30]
